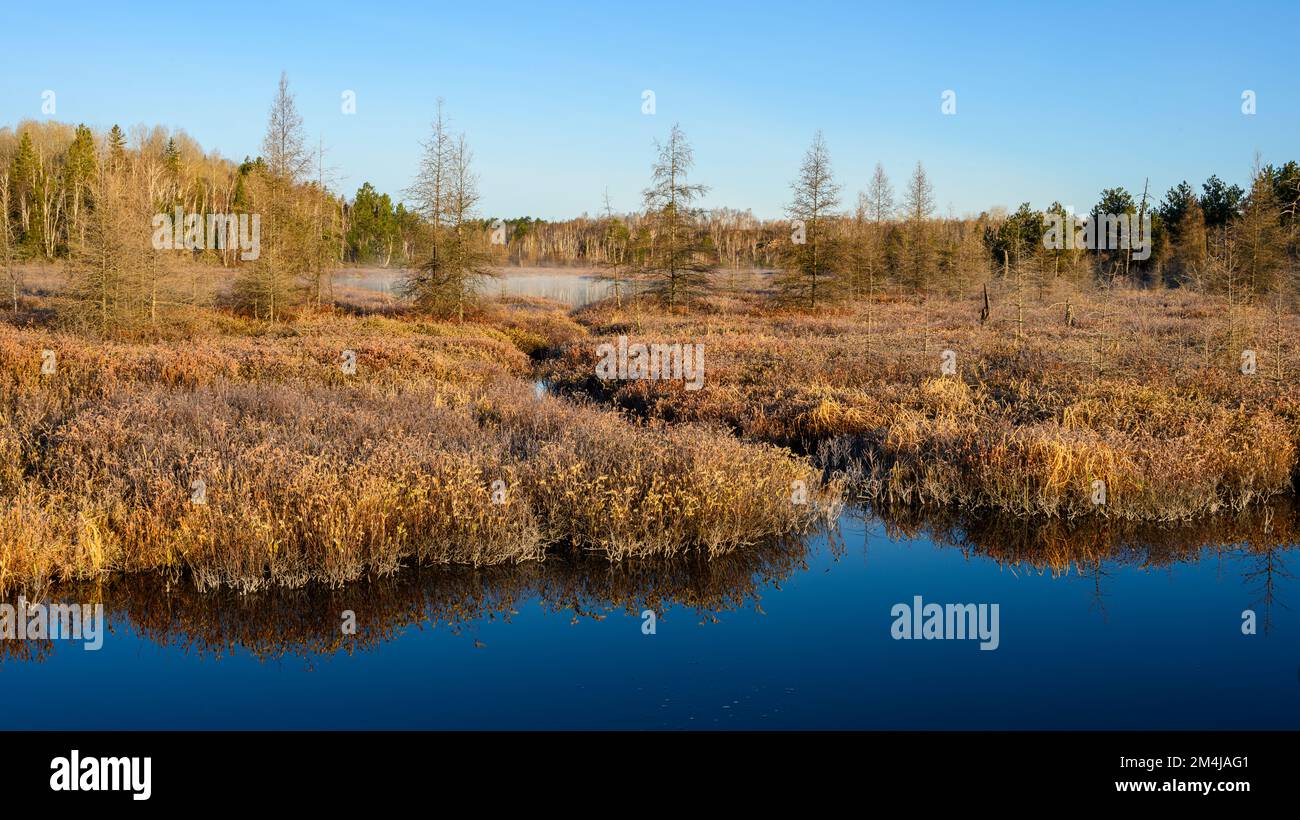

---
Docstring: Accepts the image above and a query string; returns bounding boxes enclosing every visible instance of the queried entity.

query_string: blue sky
[2,0,1296,220]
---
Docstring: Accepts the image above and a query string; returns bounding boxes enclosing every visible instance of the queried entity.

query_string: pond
[2,504,1297,730]
[334,266,620,308]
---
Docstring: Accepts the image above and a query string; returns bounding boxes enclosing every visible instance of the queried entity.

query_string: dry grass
[0,295,838,594]
[544,280,1300,520]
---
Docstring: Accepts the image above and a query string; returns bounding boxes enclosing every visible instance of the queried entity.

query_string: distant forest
[3,75,1298,325]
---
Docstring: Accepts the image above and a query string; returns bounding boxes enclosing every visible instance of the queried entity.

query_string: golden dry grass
[544,280,1300,520]
[0,296,839,594]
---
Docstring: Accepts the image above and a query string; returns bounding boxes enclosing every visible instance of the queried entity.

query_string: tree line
[479,127,1299,313]
[4,86,1298,328]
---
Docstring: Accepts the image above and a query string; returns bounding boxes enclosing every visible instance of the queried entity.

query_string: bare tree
[865,162,894,223]
[901,161,935,291]
[0,170,19,312]
[303,136,341,308]
[596,187,630,307]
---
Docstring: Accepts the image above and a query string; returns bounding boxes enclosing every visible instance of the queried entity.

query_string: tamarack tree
[636,124,715,310]
[901,161,936,293]
[234,72,313,321]
[64,154,169,334]
[777,131,843,309]
[402,101,496,320]
[595,188,631,307]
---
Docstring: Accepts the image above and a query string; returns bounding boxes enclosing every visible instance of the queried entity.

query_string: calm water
[335,266,618,307]
[2,505,1297,730]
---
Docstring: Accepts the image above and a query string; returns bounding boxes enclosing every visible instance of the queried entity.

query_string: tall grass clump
[546,285,1300,520]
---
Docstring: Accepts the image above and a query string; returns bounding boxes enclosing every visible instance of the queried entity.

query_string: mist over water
[335,267,617,308]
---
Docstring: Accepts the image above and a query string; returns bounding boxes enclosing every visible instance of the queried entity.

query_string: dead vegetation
[0,288,838,595]
[544,279,1300,521]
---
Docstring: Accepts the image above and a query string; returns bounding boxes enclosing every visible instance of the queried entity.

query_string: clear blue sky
[2,0,1296,220]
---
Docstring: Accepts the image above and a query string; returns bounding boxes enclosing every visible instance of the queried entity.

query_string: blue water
[2,509,1297,729]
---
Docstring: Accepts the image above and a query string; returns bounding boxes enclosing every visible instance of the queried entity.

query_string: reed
[0,300,837,593]
[544,283,1300,520]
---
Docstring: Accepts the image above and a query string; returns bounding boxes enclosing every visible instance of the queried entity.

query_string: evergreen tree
[107,124,128,170]
[9,131,41,255]
[63,124,98,247]
[1201,175,1244,231]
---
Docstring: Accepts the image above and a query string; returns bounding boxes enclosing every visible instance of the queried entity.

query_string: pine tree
[107,125,128,170]
[63,124,98,247]
[9,132,41,255]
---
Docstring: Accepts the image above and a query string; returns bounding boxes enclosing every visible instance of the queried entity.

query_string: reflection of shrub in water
[0,633,55,662]
[9,534,810,664]
[875,498,1300,576]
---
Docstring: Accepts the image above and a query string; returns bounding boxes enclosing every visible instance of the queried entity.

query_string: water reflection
[879,500,1298,629]
[334,267,621,308]
[2,533,811,664]
[4,500,1298,664]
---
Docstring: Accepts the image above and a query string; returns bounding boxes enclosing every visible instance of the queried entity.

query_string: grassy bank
[0,289,839,594]
[543,281,1300,520]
